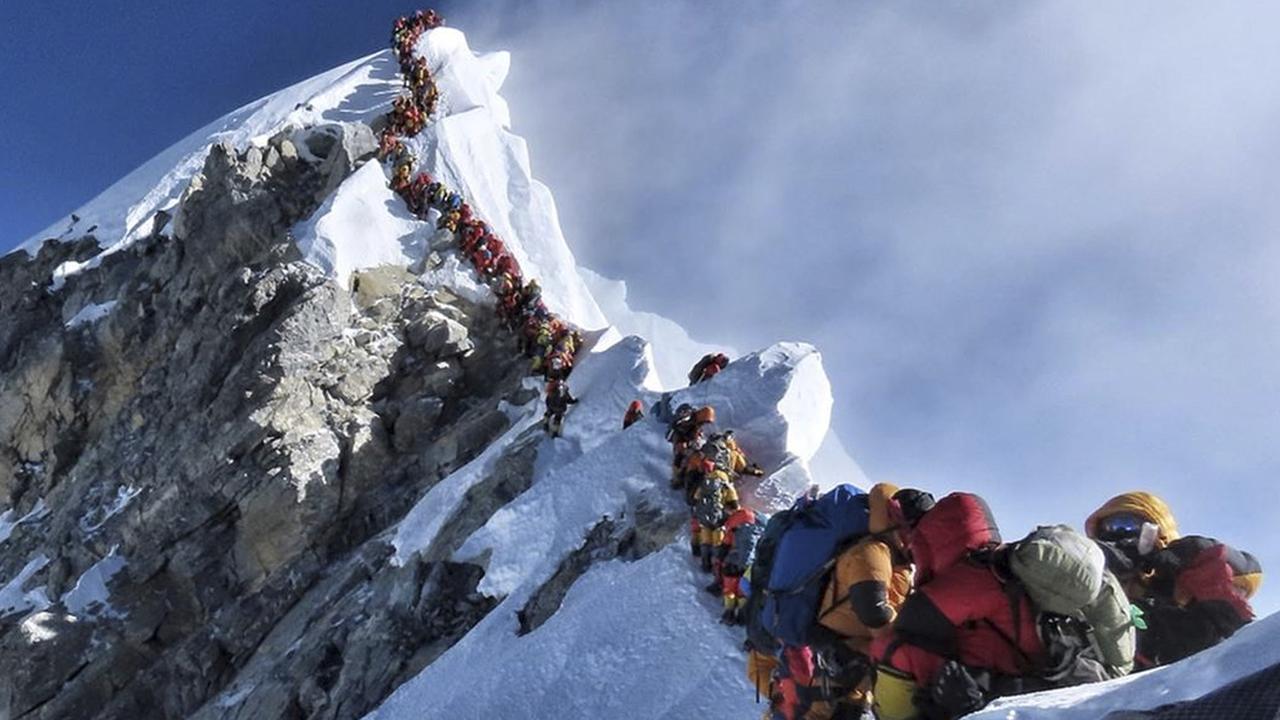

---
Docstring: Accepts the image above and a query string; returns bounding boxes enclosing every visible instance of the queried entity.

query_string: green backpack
[1007,525,1136,680]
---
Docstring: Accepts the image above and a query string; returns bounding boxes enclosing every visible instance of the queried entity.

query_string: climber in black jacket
[544,379,577,437]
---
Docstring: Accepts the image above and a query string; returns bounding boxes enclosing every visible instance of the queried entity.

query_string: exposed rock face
[0,126,548,719]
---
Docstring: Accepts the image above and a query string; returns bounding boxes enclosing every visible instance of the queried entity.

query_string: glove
[922,661,987,719]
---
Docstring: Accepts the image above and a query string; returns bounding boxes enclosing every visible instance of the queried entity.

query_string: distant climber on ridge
[687,352,729,386]
[623,400,645,429]
[543,378,577,437]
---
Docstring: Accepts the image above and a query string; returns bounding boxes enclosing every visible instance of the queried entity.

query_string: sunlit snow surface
[293,162,429,289]
[968,613,1280,718]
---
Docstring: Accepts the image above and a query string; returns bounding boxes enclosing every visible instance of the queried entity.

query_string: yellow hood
[1085,491,1180,548]
[868,482,901,535]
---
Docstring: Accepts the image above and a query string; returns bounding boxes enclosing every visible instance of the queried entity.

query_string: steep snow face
[370,546,764,720]
[400,28,609,330]
[61,548,127,619]
[293,162,430,289]
[17,50,401,261]
[64,300,118,328]
[969,612,1280,719]
[0,555,51,617]
[373,337,827,720]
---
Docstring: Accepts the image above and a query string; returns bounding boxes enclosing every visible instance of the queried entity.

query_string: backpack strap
[817,552,842,622]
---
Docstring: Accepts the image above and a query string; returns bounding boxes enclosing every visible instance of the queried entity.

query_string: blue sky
[3,2,1277,615]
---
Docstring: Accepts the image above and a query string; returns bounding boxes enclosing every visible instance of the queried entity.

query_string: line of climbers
[380,10,584,437]
[382,13,1264,716]
[634,358,1263,720]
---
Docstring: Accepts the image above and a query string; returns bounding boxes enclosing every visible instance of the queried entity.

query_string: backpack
[744,509,794,654]
[703,433,733,469]
[756,485,872,647]
[724,514,769,574]
[1008,525,1105,615]
[693,480,728,528]
[1005,525,1136,681]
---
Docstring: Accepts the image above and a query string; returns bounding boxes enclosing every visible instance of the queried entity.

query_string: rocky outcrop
[0,125,536,719]
[516,499,683,636]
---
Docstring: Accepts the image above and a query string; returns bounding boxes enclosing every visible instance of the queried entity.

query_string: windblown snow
[9,19,1273,720]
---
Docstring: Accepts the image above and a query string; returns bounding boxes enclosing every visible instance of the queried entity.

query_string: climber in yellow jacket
[1085,491,1263,668]
[689,459,738,573]
[811,482,917,717]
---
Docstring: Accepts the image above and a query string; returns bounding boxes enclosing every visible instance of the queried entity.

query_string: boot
[700,544,714,572]
[705,579,723,596]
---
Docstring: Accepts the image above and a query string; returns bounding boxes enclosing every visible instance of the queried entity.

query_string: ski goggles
[1095,513,1146,542]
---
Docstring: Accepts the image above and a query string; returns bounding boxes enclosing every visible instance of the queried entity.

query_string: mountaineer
[543,379,577,437]
[1085,491,1262,668]
[623,400,645,429]
[874,492,1136,720]
[687,352,730,385]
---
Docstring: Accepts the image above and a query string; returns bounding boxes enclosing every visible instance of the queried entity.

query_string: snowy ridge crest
[2,12,865,719]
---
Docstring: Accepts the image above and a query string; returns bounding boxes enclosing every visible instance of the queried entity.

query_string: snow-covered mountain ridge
[1,15,1272,720]
[0,19,835,720]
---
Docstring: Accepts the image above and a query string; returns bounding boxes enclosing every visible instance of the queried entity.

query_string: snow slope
[969,612,1280,719]
[374,333,829,719]
[293,162,429,289]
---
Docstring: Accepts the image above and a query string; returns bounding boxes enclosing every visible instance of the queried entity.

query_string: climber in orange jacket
[666,405,715,489]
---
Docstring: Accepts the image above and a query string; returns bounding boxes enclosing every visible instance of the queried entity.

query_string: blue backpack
[758,485,870,647]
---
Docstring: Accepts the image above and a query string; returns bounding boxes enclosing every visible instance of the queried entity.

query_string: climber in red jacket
[494,253,521,283]
[1136,536,1262,667]
[687,352,729,386]
[622,400,645,429]
[873,492,1047,720]
[717,504,757,623]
